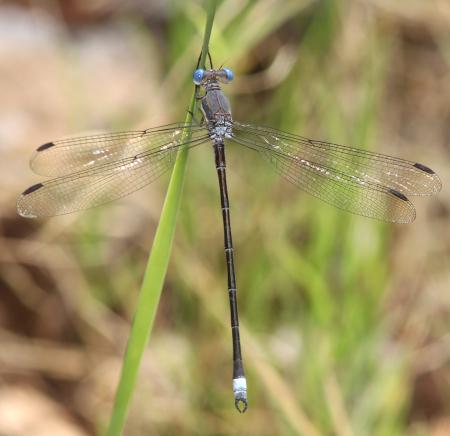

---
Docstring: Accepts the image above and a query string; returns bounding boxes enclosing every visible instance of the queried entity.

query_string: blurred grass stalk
[105,2,217,435]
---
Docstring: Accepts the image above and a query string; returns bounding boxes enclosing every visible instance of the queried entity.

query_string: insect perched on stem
[18,63,441,413]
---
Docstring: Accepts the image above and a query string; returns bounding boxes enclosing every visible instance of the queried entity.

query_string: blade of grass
[105,3,217,435]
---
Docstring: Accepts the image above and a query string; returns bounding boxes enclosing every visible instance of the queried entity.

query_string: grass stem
[106,3,217,434]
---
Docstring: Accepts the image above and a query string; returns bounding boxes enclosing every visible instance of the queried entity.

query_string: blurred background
[0,0,449,434]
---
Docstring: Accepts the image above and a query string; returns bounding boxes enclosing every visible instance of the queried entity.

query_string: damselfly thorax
[194,68,234,142]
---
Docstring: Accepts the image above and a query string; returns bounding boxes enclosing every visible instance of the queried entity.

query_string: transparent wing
[231,122,442,223]
[18,130,209,218]
[30,123,206,177]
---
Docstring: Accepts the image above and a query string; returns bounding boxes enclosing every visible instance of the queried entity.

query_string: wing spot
[22,183,44,195]
[37,142,55,152]
[389,188,408,202]
[413,162,435,174]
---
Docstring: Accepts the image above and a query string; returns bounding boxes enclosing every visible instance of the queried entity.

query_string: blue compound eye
[193,68,205,85]
[223,68,234,82]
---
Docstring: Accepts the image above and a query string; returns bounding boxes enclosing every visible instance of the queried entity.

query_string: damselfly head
[193,68,234,85]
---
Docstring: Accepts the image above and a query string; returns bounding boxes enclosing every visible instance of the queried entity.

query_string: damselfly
[17,66,442,413]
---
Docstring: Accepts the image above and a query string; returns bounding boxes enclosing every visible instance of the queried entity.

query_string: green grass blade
[105,3,217,435]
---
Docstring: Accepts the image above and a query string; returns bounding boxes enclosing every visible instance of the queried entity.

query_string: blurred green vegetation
[0,1,448,435]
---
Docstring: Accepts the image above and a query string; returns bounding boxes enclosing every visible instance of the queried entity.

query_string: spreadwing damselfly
[17,66,442,413]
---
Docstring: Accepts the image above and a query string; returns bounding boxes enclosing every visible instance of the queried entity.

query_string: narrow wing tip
[17,199,37,219]
[432,175,443,194]
[400,210,416,224]
[17,209,38,219]
[388,189,416,224]
[17,183,44,219]
[412,162,442,194]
